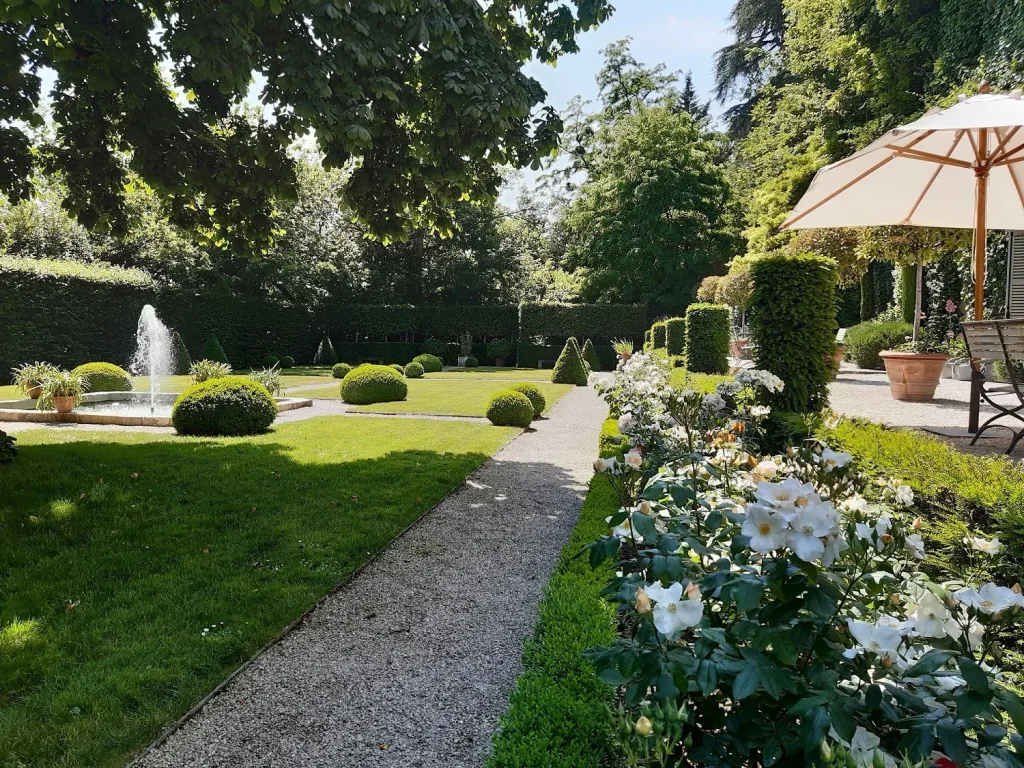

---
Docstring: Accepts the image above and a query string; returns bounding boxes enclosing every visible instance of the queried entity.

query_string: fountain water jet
[130,305,173,414]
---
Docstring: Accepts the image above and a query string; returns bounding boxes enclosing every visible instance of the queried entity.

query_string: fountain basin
[0,391,313,427]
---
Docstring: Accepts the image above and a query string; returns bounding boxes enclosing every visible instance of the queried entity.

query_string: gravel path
[133,384,609,768]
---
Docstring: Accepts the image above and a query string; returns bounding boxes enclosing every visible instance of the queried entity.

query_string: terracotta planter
[879,351,949,402]
[830,345,846,380]
[620,352,632,363]
[53,395,76,414]
[25,384,42,399]
[494,357,506,367]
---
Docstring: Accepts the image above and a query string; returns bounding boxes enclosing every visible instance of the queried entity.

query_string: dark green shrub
[262,355,279,368]
[313,333,338,366]
[71,362,132,392]
[652,321,667,349]
[683,303,730,375]
[171,376,277,436]
[340,364,408,405]
[332,363,352,379]
[749,253,838,413]
[519,303,648,340]
[486,390,535,427]
[581,339,600,372]
[422,337,447,360]
[0,429,16,465]
[665,317,686,357]
[170,330,192,375]
[644,329,653,351]
[486,339,513,361]
[412,353,443,373]
[404,361,424,378]
[464,355,479,368]
[390,363,405,374]
[202,336,230,365]
[551,338,589,386]
[279,355,294,369]
[509,382,546,418]
[844,321,913,370]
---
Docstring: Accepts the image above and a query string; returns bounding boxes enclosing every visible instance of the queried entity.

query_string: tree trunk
[860,268,876,322]
[900,264,917,325]
[913,256,924,343]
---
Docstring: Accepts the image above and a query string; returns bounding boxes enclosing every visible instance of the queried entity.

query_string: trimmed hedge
[389,363,405,374]
[412,354,443,374]
[71,362,132,392]
[684,303,730,375]
[551,339,589,386]
[665,317,685,357]
[171,376,278,436]
[652,321,667,349]
[202,337,230,366]
[509,382,546,418]
[339,364,408,405]
[262,355,279,368]
[404,361,424,379]
[519,302,647,341]
[279,355,294,369]
[487,420,618,767]
[750,254,837,413]
[844,321,913,370]
[464,355,479,368]
[669,368,733,395]
[332,363,352,379]
[517,343,616,371]
[485,390,535,428]
[581,339,600,372]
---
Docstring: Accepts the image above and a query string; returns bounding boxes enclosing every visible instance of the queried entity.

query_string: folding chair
[961,319,1024,453]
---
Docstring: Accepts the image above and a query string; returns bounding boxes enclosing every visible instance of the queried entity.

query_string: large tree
[0,0,611,252]
[564,106,740,313]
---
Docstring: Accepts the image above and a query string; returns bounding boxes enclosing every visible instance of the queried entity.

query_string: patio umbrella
[782,82,1024,430]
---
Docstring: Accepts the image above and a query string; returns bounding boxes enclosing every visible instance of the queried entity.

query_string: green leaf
[957,657,991,694]
[1000,692,1024,736]
[936,719,970,767]
[772,632,799,665]
[898,724,935,763]
[597,667,630,685]
[956,690,991,719]
[865,684,882,712]
[801,706,830,757]
[697,659,718,695]
[733,579,765,613]
[763,742,783,766]
[630,512,658,542]
[732,666,760,700]
[828,701,855,743]
[803,587,836,617]
[904,649,952,678]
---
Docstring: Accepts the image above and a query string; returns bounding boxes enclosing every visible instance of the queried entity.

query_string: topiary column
[664,317,686,357]
[551,338,589,385]
[652,322,667,349]
[749,254,838,413]
[581,339,601,371]
[683,304,730,374]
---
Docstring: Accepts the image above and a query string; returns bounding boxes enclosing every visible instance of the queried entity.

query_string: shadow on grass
[0,432,504,767]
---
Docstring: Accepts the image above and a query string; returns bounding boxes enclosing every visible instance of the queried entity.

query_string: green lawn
[430,367,553,381]
[304,378,574,417]
[0,417,516,767]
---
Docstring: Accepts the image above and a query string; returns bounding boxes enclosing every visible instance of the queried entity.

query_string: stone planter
[53,395,76,414]
[830,344,846,380]
[24,384,42,399]
[879,351,949,402]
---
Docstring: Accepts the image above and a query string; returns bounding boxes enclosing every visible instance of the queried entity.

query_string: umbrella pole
[969,134,989,433]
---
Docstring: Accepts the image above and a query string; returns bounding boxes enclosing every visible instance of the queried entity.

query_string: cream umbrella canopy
[783,83,1024,323]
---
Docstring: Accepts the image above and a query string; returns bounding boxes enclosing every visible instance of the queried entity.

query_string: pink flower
[946,299,958,313]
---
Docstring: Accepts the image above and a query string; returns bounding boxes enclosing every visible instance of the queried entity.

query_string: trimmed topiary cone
[314,333,339,366]
[551,338,589,386]
[581,339,600,372]
[170,330,192,375]
[201,336,230,366]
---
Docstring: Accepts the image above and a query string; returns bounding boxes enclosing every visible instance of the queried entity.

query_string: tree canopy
[0,0,611,252]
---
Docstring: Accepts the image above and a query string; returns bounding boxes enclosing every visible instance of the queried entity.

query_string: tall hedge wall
[0,258,643,380]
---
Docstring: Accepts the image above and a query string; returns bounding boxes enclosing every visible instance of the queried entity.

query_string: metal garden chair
[961,319,1024,453]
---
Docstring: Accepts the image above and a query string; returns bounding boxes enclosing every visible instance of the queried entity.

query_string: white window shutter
[1008,231,1024,319]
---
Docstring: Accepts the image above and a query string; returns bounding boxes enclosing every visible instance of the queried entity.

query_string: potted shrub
[612,339,634,363]
[37,370,84,413]
[486,338,512,367]
[11,361,58,399]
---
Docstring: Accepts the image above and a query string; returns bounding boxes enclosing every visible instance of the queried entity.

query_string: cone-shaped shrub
[313,333,338,366]
[509,382,546,418]
[171,330,192,374]
[551,338,589,386]
[340,364,408,405]
[486,390,535,427]
[202,336,230,365]
[581,339,600,372]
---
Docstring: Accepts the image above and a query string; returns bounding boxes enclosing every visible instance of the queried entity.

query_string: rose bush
[587,353,1024,768]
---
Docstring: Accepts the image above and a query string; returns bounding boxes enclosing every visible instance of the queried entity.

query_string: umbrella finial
[980,80,992,94]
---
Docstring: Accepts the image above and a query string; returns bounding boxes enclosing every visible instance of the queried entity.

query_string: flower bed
[584,352,1024,767]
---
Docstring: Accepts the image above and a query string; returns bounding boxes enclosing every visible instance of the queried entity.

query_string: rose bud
[635,588,652,614]
[635,716,653,737]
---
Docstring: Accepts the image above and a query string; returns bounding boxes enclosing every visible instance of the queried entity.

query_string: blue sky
[501,0,735,203]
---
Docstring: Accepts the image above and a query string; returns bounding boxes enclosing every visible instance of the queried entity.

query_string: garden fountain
[130,305,173,414]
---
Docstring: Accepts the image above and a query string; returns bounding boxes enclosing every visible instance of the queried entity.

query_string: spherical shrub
[71,362,132,392]
[844,321,914,370]
[412,353,443,373]
[486,390,535,428]
[340,364,408,405]
[279,355,295,369]
[404,361,424,379]
[390,363,405,375]
[464,355,479,368]
[262,355,279,368]
[171,376,277,436]
[509,382,546,418]
[332,363,352,379]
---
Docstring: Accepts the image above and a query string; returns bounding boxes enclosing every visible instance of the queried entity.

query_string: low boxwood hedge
[412,353,443,374]
[262,355,279,368]
[509,382,546,418]
[844,321,913,370]
[485,390,535,428]
[340,364,408,405]
[71,362,132,392]
[171,376,278,436]
[279,355,295,369]
[464,355,479,368]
